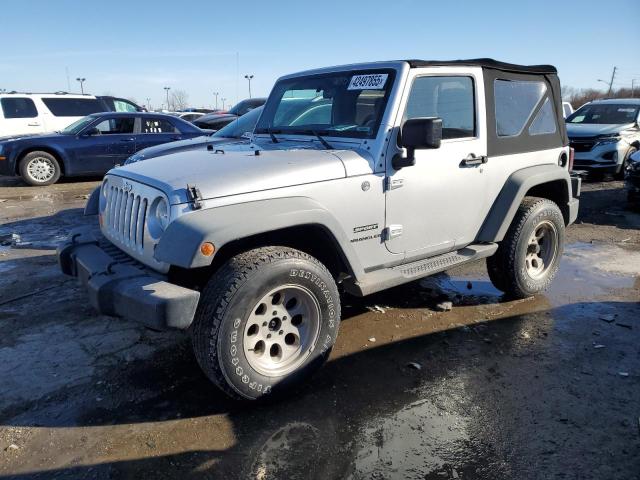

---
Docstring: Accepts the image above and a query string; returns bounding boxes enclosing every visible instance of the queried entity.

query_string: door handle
[171,136,182,141]
[120,137,135,142]
[460,153,488,167]
[27,122,41,126]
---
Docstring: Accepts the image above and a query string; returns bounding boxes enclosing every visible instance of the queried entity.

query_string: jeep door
[384,68,489,257]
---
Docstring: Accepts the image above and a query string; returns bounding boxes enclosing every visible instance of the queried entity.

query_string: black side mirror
[393,117,442,170]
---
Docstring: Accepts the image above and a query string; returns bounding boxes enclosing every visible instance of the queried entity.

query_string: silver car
[566,98,640,177]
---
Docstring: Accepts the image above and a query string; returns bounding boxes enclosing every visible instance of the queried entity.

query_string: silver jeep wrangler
[58,59,581,400]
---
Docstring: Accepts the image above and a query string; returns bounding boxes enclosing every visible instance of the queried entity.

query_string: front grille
[100,175,169,273]
[104,185,148,253]
[570,138,596,152]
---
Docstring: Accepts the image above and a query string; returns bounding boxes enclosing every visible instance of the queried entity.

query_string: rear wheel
[487,197,564,299]
[19,151,61,186]
[191,246,340,400]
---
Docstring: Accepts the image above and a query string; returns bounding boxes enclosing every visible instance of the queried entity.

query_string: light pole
[221,98,226,110]
[244,74,254,98]
[146,97,151,111]
[76,77,86,94]
[213,92,219,110]
[632,79,638,98]
[164,87,171,110]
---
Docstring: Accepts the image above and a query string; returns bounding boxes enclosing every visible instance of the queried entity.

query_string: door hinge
[385,177,404,191]
[384,225,403,240]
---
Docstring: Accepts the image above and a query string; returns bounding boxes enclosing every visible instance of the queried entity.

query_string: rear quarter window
[494,80,547,137]
[1,97,38,118]
[41,98,105,117]
[141,118,177,133]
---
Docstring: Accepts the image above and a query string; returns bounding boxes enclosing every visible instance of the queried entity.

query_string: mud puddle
[0,223,638,480]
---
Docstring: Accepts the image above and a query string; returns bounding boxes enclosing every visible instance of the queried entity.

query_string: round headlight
[155,198,169,230]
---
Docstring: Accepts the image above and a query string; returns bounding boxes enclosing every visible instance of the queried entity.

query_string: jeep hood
[127,135,247,163]
[111,143,348,204]
[566,123,635,137]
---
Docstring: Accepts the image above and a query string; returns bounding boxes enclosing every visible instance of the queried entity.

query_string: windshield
[255,69,395,139]
[60,115,98,134]
[567,103,639,124]
[213,106,263,138]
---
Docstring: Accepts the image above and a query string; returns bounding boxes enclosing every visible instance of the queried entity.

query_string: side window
[529,98,557,135]
[94,118,135,134]
[41,98,105,117]
[141,118,176,133]
[1,98,38,118]
[404,76,475,139]
[494,80,547,137]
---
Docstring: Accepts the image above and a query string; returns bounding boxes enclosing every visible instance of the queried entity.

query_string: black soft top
[404,58,557,75]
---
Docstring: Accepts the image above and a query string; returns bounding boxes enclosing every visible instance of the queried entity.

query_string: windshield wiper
[301,130,333,150]
[263,127,279,143]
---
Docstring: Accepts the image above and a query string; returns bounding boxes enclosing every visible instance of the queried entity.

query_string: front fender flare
[477,164,572,243]
[154,197,364,277]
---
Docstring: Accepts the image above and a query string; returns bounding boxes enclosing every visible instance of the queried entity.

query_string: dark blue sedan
[0,112,203,185]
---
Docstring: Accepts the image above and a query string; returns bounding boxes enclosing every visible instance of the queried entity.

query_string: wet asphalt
[0,176,639,480]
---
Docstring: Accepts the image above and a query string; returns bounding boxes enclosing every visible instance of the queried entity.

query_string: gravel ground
[0,176,638,480]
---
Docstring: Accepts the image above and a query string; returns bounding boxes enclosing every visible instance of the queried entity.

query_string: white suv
[0,92,107,137]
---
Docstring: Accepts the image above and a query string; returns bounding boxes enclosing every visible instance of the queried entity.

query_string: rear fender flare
[477,164,571,243]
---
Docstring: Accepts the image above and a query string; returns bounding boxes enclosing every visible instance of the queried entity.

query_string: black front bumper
[57,226,200,330]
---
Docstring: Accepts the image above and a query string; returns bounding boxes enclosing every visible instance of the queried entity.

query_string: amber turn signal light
[200,242,215,256]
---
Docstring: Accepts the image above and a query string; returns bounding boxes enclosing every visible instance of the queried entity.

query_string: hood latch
[186,184,203,210]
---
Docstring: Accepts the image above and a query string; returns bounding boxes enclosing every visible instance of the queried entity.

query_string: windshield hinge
[186,184,203,210]
[384,177,404,191]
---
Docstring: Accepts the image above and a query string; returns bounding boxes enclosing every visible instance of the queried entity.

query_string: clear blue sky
[2,0,639,109]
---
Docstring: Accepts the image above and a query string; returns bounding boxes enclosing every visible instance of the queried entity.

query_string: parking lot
[0,175,638,479]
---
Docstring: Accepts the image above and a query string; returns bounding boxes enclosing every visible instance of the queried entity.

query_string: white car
[176,112,205,123]
[562,101,574,118]
[0,92,107,137]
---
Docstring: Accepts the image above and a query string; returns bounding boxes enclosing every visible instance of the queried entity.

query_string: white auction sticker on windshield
[348,73,388,90]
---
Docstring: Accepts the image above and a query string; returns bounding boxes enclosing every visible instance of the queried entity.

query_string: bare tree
[562,85,636,109]
[169,89,189,111]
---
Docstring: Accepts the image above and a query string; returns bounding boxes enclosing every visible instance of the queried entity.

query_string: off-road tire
[191,246,340,401]
[487,197,564,299]
[616,147,637,180]
[19,151,61,186]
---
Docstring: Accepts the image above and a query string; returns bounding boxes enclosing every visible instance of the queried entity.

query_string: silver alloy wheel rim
[27,157,55,182]
[525,220,558,279]
[243,285,321,377]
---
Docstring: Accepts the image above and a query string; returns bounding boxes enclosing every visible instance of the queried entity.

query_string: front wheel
[487,197,565,299]
[191,247,341,400]
[19,151,61,186]
[616,147,637,180]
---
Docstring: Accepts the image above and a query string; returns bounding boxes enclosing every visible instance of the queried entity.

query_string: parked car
[0,112,203,185]
[566,98,640,177]
[176,112,205,123]
[227,98,266,116]
[60,58,580,401]
[562,101,574,118]
[97,96,143,112]
[0,92,145,136]
[0,92,107,136]
[192,113,238,131]
[192,98,266,130]
[125,106,263,164]
[625,149,640,205]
